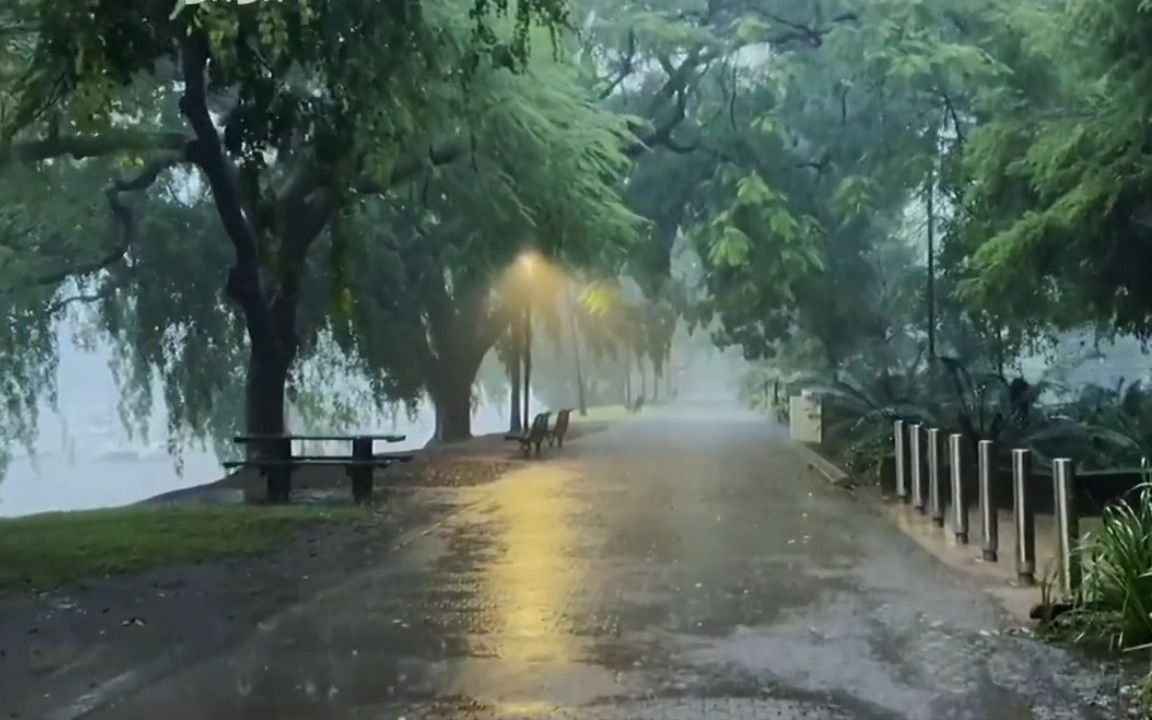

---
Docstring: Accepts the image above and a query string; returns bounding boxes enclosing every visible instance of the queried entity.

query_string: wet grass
[572,404,633,424]
[0,505,362,594]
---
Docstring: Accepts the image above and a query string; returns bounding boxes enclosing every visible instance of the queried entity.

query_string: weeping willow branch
[105,151,186,258]
[46,286,119,315]
[0,152,185,295]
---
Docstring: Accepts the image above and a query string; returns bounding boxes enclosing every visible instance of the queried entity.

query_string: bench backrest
[554,408,571,436]
[529,412,551,439]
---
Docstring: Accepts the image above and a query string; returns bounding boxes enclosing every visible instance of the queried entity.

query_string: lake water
[0,335,530,518]
[0,402,521,518]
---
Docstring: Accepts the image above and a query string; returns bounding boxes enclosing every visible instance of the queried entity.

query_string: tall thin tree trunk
[567,286,587,416]
[926,169,937,360]
[509,336,522,434]
[624,360,631,406]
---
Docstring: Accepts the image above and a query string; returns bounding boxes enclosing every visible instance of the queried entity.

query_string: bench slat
[222,459,399,468]
[233,434,406,443]
[281,453,414,462]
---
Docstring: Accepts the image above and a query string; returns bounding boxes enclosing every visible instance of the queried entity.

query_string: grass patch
[571,404,633,424]
[0,504,362,594]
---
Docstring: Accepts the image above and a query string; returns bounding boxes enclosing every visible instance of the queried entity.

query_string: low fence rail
[888,419,1148,599]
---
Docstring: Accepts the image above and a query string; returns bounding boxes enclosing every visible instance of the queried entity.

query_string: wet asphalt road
[87,402,1117,719]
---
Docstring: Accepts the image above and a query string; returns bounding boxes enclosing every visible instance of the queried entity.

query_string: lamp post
[567,282,587,416]
[517,252,537,430]
[522,300,532,429]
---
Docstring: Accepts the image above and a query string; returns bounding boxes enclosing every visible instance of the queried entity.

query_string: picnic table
[224,433,413,504]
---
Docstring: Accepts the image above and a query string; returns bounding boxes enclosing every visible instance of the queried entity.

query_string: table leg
[268,437,292,504]
[351,437,373,504]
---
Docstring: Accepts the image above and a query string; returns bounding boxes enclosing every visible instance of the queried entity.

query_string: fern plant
[1065,380,1152,470]
[803,351,1101,478]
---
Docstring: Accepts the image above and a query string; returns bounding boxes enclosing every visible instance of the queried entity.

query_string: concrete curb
[791,442,853,488]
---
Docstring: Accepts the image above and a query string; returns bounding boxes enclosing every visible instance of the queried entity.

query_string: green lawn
[570,404,633,424]
[0,505,361,594]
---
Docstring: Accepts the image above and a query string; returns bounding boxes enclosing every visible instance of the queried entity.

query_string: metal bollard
[1012,448,1036,585]
[894,420,907,502]
[927,428,944,527]
[1053,458,1081,597]
[978,440,997,562]
[910,424,924,513]
[950,434,968,543]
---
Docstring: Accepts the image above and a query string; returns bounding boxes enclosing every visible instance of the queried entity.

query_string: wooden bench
[506,412,551,457]
[226,434,412,504]
[548,408,572,448]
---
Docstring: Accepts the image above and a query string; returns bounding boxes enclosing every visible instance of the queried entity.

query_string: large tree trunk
[431,346,485,443]
[433,370,474,443]
[245,348,290,438]
[243,342,294,502]
[180,37,308,454]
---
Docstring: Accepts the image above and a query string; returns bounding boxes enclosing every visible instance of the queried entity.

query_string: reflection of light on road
[484,465,580,664]
[449,465,626,711]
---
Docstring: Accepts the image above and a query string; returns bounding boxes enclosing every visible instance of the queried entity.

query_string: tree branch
[627,86,693,157]
[624,47,718,157]
[597,29,637,101]
[104,150,185,267]
[662,135,701,154]
[47,286,119,315]
[178,33,278,352]
[180,36,260,270]
[0,243,128,295]
[355,141,469,196]
[0,154,179,296]
[941,92,966,146]
[0,131,190,167]
[747,8,859,48]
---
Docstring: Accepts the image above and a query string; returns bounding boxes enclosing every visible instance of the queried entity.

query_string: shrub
[1072,484,1152,650]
